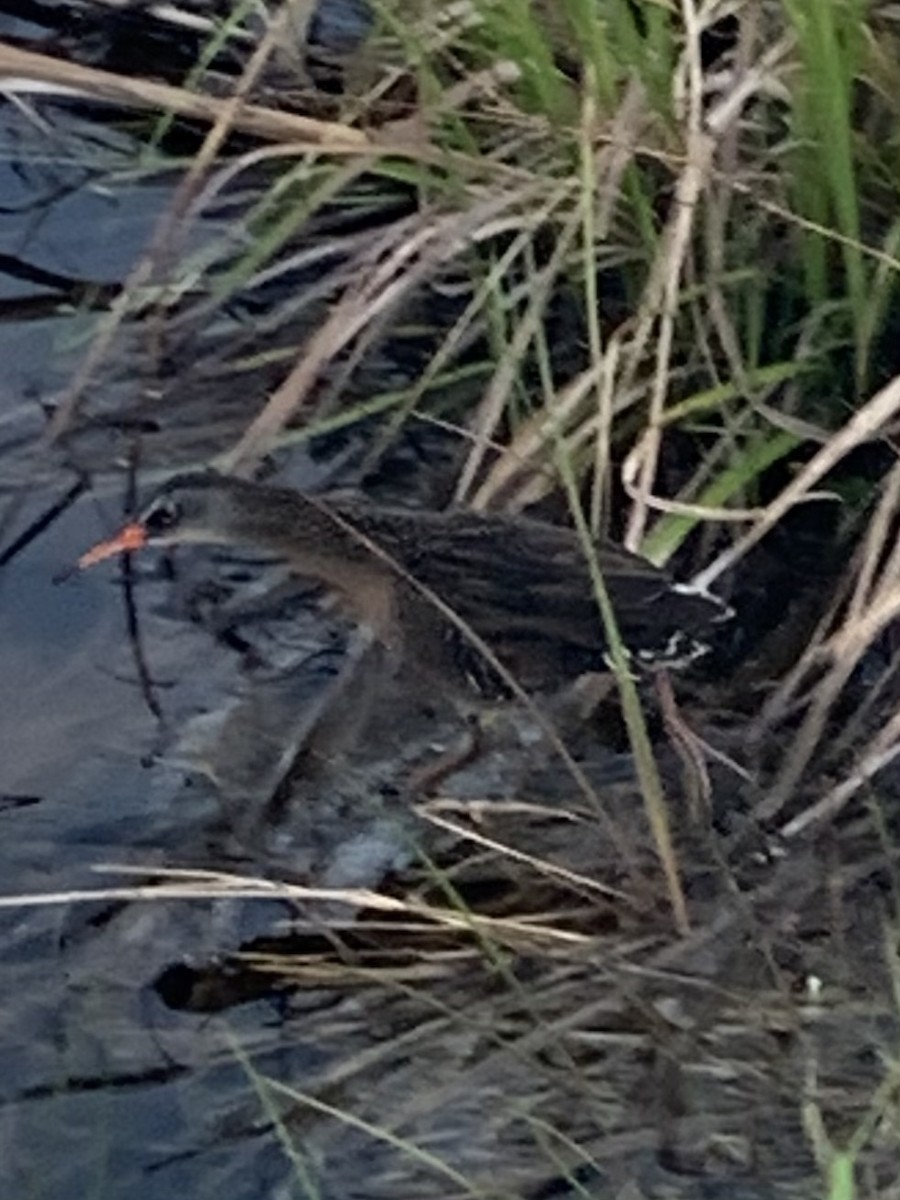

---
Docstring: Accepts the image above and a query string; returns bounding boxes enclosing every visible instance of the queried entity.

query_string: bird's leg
[403,714,482,796]
[545,670,617,724]
[292,627,391,776]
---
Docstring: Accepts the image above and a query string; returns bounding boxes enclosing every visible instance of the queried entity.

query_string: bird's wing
[332,501,705,651]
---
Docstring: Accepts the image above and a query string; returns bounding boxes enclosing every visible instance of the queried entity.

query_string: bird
[75,471,730,696]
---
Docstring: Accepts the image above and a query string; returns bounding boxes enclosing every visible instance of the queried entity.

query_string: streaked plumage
[78,472,729,694]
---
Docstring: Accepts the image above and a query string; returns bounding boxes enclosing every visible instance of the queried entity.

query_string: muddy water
[0,99,317,1198]
[1,433,460,1194]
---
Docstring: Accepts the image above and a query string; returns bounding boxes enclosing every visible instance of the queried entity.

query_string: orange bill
[77,522,148,570]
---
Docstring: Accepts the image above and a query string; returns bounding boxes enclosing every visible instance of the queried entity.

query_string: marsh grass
[13,0,900,1194]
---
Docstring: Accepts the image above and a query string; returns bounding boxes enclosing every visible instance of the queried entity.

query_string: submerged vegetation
[8,0,900,1196]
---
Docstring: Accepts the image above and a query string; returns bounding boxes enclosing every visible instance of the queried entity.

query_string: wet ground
[3,8,900,1199]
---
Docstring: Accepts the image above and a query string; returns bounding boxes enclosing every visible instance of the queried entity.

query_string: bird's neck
[229,488,384,584]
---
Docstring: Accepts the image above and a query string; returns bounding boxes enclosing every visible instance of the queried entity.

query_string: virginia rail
[76,472,729,694]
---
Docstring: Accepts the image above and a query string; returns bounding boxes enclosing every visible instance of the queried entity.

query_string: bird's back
[323,496,725,686]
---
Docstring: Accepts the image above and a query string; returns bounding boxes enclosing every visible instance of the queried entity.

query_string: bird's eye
[144,498,181,535]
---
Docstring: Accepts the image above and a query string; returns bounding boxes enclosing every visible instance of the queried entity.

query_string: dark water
[0,26,373,1196]
[0,53,555,1197]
